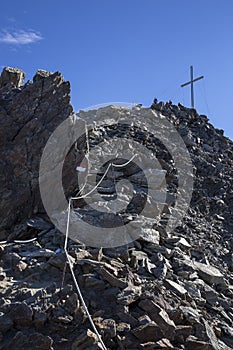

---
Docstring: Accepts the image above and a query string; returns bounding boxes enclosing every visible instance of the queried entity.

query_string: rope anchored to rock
[64,154,137,350]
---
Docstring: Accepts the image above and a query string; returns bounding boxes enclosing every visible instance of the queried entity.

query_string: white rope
[64,152,136,349]
[71,161,112,200]
[64,200,107,349]
[71,154,137,200]
[110,155,136,168]
[64,159,107,348]
[85,122,90,156]
[64,198,72,251]
[64,249,107,350]
[63,118,139,349]
[0,240,8,244]
[0,234,49,245]
[0,116,136,349]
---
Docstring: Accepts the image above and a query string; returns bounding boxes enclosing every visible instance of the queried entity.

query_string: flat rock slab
[164,279,188,297]
[194,262,225,285]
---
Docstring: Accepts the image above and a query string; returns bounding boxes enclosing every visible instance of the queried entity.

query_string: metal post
[190,66,194,108]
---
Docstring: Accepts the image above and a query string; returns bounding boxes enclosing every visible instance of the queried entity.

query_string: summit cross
[181,66,204,108]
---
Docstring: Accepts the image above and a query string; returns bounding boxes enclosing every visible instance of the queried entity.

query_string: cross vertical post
[181,66,204,108]
[190,65,194,108]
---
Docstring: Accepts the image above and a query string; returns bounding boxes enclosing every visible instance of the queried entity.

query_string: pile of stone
[0,68,232,349]
[0,220,232,349]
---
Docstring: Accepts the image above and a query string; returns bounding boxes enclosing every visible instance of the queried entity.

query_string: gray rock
[71,329,99,350]
[5,331,54,349]
[117,286,142,305]
[186,335,212,350]
[99,267,127,289]
[84,275,106,290]
[183,281,202,299]
[164,279,188,298]
[33,310,47,328]
[8,302,33,326]
[203,319,222,350]
[18,249,56,258]
[0,67,73,237]
[194,262,225,285]
[202,285,219,305]
[117,309,138,328]
[179,306,200,324]
[139,299,176,340]
[48,252,75,270]
[117,322,131,334]
[132,321,164,342]
[139,338,173,349]
[98,318,117,338]
[175,325,192,342]
[0,67,25,88]
[0,312,13,332]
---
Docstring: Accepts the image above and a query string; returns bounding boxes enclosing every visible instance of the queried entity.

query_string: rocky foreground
[0,68,233,349]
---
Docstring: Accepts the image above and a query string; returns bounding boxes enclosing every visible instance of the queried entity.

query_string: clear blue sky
[0,0,233,139]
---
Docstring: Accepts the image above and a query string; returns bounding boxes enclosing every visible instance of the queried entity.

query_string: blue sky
[0,0,233,139]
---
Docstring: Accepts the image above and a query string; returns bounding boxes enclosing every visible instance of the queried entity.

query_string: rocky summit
[0,67,232,350]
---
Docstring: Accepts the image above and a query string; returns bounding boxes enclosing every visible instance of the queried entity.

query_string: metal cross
[181,66,204,108]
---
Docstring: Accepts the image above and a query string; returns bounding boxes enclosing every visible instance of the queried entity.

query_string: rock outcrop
[0,67,73,238]
[0,67,25,88]
[0,68,232,349]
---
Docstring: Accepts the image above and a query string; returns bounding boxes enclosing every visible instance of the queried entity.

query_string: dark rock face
[0,67,73,238]
[0,67,25,88]
[0,71,233,349]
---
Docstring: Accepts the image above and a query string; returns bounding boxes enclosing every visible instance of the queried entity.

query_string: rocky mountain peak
[0,67,232,350]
